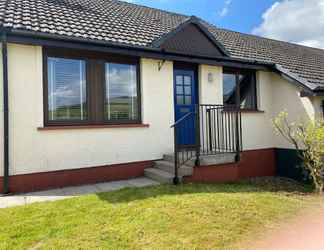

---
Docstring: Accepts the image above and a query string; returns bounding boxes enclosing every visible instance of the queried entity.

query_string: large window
[48,57,87,121]
[223,68,257,110]
[105,63,138,121]
[44,48,141,126]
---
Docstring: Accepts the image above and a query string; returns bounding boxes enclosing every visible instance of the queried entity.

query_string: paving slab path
[245,203,324,250]
[0,177,159,209]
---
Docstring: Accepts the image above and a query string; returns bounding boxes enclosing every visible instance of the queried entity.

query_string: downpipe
[1,31,9,195]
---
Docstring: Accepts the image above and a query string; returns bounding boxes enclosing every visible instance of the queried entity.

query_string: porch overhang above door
[150,16,230,58]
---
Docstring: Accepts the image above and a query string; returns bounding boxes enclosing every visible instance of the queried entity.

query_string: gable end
[151,17,229,58]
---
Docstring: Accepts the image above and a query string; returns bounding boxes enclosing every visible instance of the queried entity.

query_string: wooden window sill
[38,124,150,131]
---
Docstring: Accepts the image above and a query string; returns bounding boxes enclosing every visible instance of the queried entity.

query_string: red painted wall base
[1,148,276,194]
[0,160,154,194]
[184,148,276,183]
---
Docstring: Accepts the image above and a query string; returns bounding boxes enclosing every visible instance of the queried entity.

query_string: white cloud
[252,0,324,49]
[218,0,232,18]
[219,7,229,17]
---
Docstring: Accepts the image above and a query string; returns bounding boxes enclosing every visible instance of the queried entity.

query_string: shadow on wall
[275,148,311,184]
[271,75,317,149]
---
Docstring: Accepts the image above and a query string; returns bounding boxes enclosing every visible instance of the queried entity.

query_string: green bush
[273,112,324,194]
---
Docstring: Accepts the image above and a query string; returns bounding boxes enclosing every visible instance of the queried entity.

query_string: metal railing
[171,104,242,184]
[199,104,242,156]
[171,109,199,184]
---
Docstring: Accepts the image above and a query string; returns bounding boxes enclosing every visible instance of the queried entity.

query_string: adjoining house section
[0,0,323,194]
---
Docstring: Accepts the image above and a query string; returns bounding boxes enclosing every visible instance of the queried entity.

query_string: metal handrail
[172,109,198,185]
[171,112,195,128]
[171,104,242,185]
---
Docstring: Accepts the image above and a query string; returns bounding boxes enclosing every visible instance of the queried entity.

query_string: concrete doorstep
[0,177,159,209]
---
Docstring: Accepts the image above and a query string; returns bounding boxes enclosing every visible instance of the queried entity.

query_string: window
[105,63,139,121]
[223,68,257,110]
[175,75,193,105]
[47,57,87,121]
[44,48,141,126]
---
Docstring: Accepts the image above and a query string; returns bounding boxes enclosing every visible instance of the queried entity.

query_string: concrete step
[200,153,237,165]
[164,152,237,166]
[154,160,193,176]
[144,168,176,184]
[163,154,196,167]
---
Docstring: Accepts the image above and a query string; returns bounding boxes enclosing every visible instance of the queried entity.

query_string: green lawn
[0,179,319,250]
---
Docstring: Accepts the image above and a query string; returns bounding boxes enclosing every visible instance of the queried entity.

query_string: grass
[0,178,320,250]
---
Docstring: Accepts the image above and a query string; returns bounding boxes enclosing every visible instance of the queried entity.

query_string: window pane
[223,73,236,106]
[105,63,138,121]
[223,71,257,109]
[176,85,183,95]
[184,96,191,105]
[176,75,183,85]
[184,76,191,85]
[240,74,257,109]
[184,86,191,95]
[177,95,184,105]
[48,57,87,121]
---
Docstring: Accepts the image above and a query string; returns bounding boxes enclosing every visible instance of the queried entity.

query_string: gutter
[1,31,9,194]
[6,28,273,68]
[273,64,319,93]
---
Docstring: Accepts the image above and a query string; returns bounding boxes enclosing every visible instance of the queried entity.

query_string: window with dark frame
[44,48,141,126]
[105,63,139,122]
[223,68,257,110]
[47,57,87,121]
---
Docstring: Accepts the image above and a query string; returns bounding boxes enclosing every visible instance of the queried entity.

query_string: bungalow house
[0,0,323,194]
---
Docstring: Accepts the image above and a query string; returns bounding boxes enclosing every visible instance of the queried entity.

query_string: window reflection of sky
[105,63,137,99]
[105,63,138,120]
[48,57,86,120]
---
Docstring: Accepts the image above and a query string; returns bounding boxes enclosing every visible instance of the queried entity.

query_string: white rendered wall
[2,43,323,176]
[199,64,223,105]
[221,70,321,151]
[271,73,321,148]
[240,71,276,150]
[7,44,174,175]
[312,96,323,120]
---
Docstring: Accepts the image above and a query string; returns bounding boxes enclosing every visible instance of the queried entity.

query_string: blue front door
[174,69,197,146]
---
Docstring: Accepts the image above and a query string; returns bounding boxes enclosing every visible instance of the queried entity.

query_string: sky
[124,0,324,49]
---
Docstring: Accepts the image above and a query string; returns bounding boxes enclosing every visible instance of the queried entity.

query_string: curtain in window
[48,57,87,121]
[223,71,257,110]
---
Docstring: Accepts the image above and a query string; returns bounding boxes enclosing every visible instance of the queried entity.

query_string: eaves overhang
[5,27,323,96]
[4,27,272,70]
[272,64,323,96]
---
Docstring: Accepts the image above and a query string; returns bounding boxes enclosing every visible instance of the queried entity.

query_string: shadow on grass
[96,177,313,204]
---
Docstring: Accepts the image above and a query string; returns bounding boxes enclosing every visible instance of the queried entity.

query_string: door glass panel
[177,95,184,105]
[184,86,191,95]
[184,76,191,85]
[176,85,183,95]
[176,75,183,85]
[184,96,191,105]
